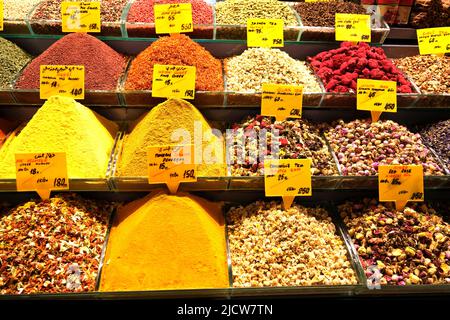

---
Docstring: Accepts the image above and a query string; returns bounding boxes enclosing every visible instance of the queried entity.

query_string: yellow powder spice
[118,99,225,177]
[100,191,229,291]
[0,95,118,178]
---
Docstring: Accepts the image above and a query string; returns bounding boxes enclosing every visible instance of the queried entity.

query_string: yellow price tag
[0,2,4,31]
[152,64,196,99]
[417,27,450,55]
[305,0,330,2]
[40,65,85,100]
[261,83,303,121]
[154,3,193,34]
[15,152,69,200]
[357,79,396,122]
[247,19,284,48]
[378,165,424,211]
[264,159,312,210]
[61,1,101,33]
[148,145,197,194]
[335,14,371,42]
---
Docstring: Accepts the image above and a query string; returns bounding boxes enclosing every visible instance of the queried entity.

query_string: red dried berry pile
[308,42,413,93]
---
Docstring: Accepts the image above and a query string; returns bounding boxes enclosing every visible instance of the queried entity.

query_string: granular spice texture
[293,1,367,27]
[227,201,357,287]
[308,42,413,93]
[0,194,113,294]
[340,199,450,285]
[225,48,321,93]
[0,37,32,89]
[31,0,129,22]
[420,120,450,171]
[100,191,229,291]
[118,99,225,177]
[127,0,213,24]
[0,96,118,179]
[15,33,126,91]
[215,0,298,25]
[4,0,42,21]
[394,55,450,94]
[125,34,223,91]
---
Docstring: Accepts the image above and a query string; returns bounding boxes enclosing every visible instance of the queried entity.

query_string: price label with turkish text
[378,165,424,211]
[261,83,303,121]
[264,159,312,209]
[61,1,101,33]
[40,65,85,100]
[152,64,196,99]
[335,14,371,42]
[357,79,397,120]
[154,3,193,34]
[15,153,69,200]
[148,145,197,194]
[417,27,450,55]
[247,19,284,48]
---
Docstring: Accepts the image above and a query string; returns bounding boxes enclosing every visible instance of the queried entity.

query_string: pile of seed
[215,0,298,25]
[0,38,32,89]
[340,199,450,285]
[225,48,321,93]
[31,0,128,22]
[228,115,338,176]
[325,119,444,176]
[0,194,114,294]
[420,119,450,171]
[4,0,42,20]
[293,1,367,27]
[394,55,450,94]
[227,201,357,287]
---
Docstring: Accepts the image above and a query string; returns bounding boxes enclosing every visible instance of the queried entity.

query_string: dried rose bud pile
[308,42,413,93]
[325,119,444,176]
[0,194,113,294]
[227,201,357,287]
[340,199,450,285]
[227,115,338,176]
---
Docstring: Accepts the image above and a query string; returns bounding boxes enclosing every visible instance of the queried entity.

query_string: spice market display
[0,0,448,301]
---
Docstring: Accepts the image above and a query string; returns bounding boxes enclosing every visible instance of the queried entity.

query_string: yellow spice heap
[100,191,229,291]
[118,98,225,177]
[0,95,118,178]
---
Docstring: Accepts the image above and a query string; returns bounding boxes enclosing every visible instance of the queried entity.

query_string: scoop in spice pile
[0,194,113,294]
[340,199,450,285]
[228,115,338,176]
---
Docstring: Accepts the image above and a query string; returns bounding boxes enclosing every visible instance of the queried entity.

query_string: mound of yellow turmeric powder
[100,191,229,291]
[0,95,118,178]
[118,99,226,177]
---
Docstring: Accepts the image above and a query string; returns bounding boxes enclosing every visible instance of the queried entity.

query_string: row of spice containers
[2,0,390,42]
[0,191,449,296]
[0,34,449,108]
[0,96,449,192]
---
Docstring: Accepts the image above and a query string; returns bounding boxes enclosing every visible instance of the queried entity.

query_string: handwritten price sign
[40,65,85,100]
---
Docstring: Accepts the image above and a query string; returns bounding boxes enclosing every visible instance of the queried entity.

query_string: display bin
[294,3,390,43]
[224,201,366,297]
[3,19,33,35]
[121,90,225,107]
[0,89,16,105]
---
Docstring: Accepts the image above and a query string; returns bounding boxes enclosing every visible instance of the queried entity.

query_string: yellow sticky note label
[154,3,193,34]
[247,19,284,48]
[152,64,196,99]
[357,79,397,114]
[15,153,69,200]
[61,1,101,33]
[261,83,303,121]
[0,2,4,31]
[148,145,197,194]
[379,165,424,211]
[264,159,312,209]
[335,14,371,42]
[40,65,85,100]
[417,27,450,55]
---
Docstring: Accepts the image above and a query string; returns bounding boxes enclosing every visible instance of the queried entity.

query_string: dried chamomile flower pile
[227,201,357,287]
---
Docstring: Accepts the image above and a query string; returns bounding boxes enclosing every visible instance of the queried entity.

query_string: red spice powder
[125,34,223,91]
[308,42,413,93]
[127,0,213,24]
[15,33,127,91]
